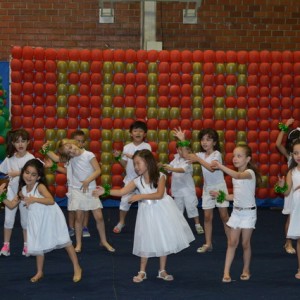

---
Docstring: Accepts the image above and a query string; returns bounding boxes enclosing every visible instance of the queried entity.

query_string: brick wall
[0,0,300,60]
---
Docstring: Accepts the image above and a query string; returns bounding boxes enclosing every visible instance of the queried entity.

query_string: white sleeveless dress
[287,168,300,239]
[23,183,71,256]
[132,173,195,258]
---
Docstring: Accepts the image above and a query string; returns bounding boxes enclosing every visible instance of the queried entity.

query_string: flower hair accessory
[176,140,191,148]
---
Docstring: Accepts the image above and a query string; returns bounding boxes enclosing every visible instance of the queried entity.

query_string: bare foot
[30,272,44,283]
[101,242,115,253]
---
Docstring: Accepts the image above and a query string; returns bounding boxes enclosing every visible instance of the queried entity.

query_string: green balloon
[0,116,5,129]
[68,61,79,73]
[57,61,68,73]
[0,144,6,160]
[2,107,9,119]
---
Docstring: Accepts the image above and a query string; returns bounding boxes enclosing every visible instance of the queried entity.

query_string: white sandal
[157,270,174,281]
[133,271,147,283]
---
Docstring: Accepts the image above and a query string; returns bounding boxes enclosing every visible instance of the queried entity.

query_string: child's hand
[80,180,90,193]
[124,153,133,159]
[211,160,220,169]
[44,157,54,168]
[92,186,105,197]
[8,170,20,178]
[24,195,35,207]
[209,190,218,198]
[286,118,295,127]
[113,150,122,158]
[0,183,6,194]
[128,194,141,204]
[172,127,186,141]
[11,195,20,207]
[185,153,198,163]
[42,141,50,150]
[162,164,172,171]
[277,175,285,187]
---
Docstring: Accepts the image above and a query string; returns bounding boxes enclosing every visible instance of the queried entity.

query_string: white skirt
[282,193,293,215]
[67,188,103,211]
[287,191,300,239]
[27,202,71,256]
[133,195,195,258]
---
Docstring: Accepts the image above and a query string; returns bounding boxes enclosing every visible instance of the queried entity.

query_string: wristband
[176,140,191,147]
[278,123,289,133]
[217,190,226,203]
[101,184,111,198]
[274,182,288,194]
[50,162,58,172]
[39,146,50,155]
[0,191,7,203]
[114,153,122,162]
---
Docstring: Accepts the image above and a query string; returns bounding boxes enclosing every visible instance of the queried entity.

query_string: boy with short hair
[113,121,151,233]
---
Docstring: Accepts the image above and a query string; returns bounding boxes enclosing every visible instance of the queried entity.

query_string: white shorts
[4,200,28,229]
[67,189,102,211]
[202,182,229,209]
[174,195,199,218]
[119,188,139,211]
[227,207,257,229]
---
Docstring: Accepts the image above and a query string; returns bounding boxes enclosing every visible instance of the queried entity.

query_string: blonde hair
[56,138,80,162]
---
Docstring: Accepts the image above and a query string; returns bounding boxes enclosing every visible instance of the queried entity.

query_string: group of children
[1,118,300,283]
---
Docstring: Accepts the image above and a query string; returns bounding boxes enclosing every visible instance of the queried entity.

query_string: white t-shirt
[0,152,35,199]
[169,154,196,197]
[196,151,225,186]
[122,142,151,184]
[232,169,256,208]
[67,150,97,190]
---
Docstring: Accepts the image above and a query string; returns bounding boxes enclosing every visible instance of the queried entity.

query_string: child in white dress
[19,159,82,283]
[211,145,261,283]
[57,139,114,253]
[277,139,300,279]
[162,140,204,234]
[0,129,34,256]
[93,149,195,283]
[276,118,299,254]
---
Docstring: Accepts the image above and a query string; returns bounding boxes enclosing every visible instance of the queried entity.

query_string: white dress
[132,173,195,258]
[287,168,300,239]
[23,183,72,256]
[282,156,293,215]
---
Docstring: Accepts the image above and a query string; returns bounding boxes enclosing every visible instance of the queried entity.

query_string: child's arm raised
[276,118,294,159]
[23,184,55,207]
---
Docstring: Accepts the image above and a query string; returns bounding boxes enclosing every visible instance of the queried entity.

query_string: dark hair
[71,130,85,139]
[286,129,300,153]
[236,145,262,186]
[198,128,220,152]
[288,138,300,170]
[132,149,159,188]
[18,159,49,195]
[6,129,30,158]
[130,120,148,133]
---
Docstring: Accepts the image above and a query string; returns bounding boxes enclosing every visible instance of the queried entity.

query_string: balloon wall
[10,47,300,200]
[0,75,10,160]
